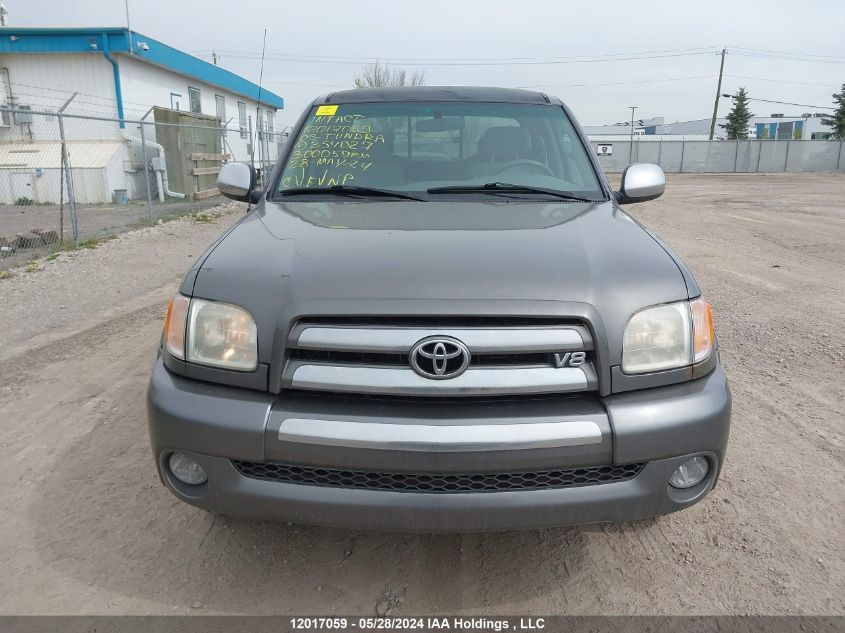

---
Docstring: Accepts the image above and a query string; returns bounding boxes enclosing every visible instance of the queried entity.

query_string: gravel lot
[0,174,842,616]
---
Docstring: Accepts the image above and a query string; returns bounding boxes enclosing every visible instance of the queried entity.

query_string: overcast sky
[8,0,845,128]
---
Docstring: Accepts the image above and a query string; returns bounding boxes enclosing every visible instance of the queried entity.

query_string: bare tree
[353,63,425,151]
[354,62,425,88]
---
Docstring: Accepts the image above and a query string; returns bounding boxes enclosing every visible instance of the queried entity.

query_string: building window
[257,108,265,137]
[170,92,182,110]
[238,101,247,139]
[266,111,274,137]
[188,86,201,114]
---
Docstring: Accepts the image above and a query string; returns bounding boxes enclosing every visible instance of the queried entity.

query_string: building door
[11,172,33,203]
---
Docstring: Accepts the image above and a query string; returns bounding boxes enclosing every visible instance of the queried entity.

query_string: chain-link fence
[589,138,845,174]
[0,103,285,270]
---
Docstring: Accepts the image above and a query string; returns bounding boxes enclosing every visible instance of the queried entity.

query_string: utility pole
[709,47,727,140]
[124,0,134,53]
[628,106,638,163]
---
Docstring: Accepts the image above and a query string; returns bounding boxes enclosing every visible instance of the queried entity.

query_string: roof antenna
[248,28,267,213]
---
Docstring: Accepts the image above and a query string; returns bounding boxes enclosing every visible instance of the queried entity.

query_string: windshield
[276,102,604,199]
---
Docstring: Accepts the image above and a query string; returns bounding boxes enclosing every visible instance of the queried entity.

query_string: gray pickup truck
[147,86,730,531]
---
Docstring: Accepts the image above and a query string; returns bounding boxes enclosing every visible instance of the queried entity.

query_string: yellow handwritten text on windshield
[282,112,387,188]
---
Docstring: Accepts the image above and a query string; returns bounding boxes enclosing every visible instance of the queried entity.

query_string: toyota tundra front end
[147,87,731,531]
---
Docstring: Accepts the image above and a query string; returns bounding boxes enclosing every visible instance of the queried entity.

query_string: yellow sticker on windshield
[315,105,338,117]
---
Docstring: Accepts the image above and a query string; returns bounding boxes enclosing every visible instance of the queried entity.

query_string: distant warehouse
[0,27,284,204]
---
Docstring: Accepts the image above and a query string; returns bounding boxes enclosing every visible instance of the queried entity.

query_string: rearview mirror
[218,162,256,202]
[615,163,665,204]
[415,117,465,133]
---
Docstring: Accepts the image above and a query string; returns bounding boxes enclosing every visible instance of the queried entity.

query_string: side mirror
[218,162,257,202]
[615,163,665,204]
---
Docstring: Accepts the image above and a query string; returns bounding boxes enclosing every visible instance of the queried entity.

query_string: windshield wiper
[427,182,595,202]
[279,185,427,202]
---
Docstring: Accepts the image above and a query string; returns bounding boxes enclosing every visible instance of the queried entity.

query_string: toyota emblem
[409,336,471,379]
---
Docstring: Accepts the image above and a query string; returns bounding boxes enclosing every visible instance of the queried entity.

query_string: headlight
[622,298,714,374]
[164,294,258,371]
[187,298,258,370]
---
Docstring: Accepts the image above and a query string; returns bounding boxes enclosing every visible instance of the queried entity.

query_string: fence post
[190,118,198,200]
[139,107,154,222]
[257,125,263,181]
[838,140,843,171]
[248,116,255,183]
[57,93,79,245]
[784,140,790,172]
[733,140,739,173]
[679,140,685,174]
[657,139,662,168]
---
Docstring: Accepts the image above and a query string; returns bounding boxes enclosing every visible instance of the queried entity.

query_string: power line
[731,51,845,65]
[191,44,845,67]
[723,94,834,110]
[726,75,841,88]
[262,74,835,94]
[518,75,716,89]
[729,46,845,61]
[262,80,353,88]
[190,46,718,63]
[193,50,717,67]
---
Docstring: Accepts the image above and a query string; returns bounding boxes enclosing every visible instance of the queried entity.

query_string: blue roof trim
[0,27,283,109]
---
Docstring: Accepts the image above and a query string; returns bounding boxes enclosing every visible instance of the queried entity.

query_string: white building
[0,27,284,203]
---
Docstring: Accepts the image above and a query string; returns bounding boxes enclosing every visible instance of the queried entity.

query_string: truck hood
[191,199,691,365]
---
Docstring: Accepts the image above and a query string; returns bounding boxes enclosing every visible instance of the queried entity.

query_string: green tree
[821,83,845,139]
[721,88,754,139]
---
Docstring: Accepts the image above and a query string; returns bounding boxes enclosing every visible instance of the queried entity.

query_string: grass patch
[78,235,116,250]
[0,269,12,280]
[24,260,41,273]
[79,237,101,249]
[192,211,220,224]
[45,241,79,258]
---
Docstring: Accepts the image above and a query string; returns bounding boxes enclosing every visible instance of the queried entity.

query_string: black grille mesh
[232,461,645,493]
[289,348,559,367]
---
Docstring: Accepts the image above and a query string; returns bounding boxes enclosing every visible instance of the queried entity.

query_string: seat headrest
[477,126,531,161]
[369,137,395,160]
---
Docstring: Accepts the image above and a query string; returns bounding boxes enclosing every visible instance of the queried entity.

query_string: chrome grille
[283,318,597,397]
[233,461,645,493]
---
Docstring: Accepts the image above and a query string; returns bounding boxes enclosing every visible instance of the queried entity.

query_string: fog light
[669,456,709,489]
[168,452,207,485]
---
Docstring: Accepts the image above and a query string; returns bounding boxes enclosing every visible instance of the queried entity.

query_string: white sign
[597,144,613,156]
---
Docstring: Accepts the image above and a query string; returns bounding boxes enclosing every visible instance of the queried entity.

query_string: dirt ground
[0,173,842,616]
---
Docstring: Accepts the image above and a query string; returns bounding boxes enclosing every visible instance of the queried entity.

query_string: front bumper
[147,358,731,532]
